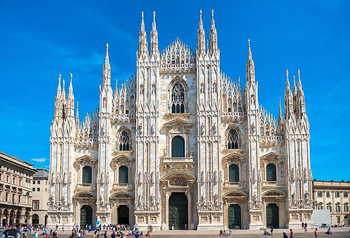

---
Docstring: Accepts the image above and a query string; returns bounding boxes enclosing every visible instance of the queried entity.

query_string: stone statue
[201,123,205,135]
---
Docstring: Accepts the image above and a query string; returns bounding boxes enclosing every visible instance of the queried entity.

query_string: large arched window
[171,82,185,113]
[227,129,239,149]
[266,163,276,181]
[229,164,239,182]
[119,130,130,151]
[172,136,185,157]
[119,166,128,184]
[82,166,92,183]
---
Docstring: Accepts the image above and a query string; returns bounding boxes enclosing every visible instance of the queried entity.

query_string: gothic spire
[138,11,148,56]
[103,43,111,86]
[197,10,205,56]
[297,69,303,91]
[56,74,62,98]
[246,39,255,83]
[279,97,282,120]
[293,75,297,96]
[68,72,74,97]
[284,69,294,119]
[150,11,159,57]
[62,79,66,99]
[209,9,218,54]
[76,101,79,123]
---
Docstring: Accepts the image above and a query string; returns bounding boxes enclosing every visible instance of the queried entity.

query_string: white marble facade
[47,10,313,230]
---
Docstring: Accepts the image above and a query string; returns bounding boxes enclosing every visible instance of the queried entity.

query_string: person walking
[314,228,318,238]
[290,229,294,238]
[282,231,288,238]
[270,226,274,235]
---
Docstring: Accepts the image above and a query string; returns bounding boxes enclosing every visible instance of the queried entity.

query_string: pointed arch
[117,129,131,151]
[226,127,241,149]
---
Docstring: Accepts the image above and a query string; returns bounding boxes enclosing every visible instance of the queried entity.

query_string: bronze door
[228,204,241,229]
[169,193,188,230]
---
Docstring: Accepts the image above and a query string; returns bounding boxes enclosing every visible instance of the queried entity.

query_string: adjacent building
[0,152,36,226]
[32,168,49,226]
[313,179,350,226]
[47,11,313,230]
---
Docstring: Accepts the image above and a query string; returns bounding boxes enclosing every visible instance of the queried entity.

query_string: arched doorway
[32,214,39,225]
[80,205,92,228]
[117,205,129,225]
[228,204,241,229]
[169,193,188,230]
[266,203,279,228]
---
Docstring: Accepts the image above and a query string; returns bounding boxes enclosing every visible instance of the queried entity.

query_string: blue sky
[0,1,349,180]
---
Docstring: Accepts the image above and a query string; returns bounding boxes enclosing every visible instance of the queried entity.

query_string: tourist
[325,227,332,235]
[314,228,318,238]
[270,225,274,235]
[111,231,116,238]
[282,231,288,238]
[304,222,308,232]
[264,229,270,236]
[290,229,294,238]
[219,229,223,236]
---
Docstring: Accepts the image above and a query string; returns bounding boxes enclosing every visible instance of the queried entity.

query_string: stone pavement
[51,227,350,238]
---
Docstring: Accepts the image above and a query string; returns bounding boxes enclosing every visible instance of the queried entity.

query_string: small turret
[150,11,159,57]
[284,69,294,119]
[209,9,218,55]
[138,11,148,57]
[197,10,205,56]
[103,43,111,86]
[246,39,255,84]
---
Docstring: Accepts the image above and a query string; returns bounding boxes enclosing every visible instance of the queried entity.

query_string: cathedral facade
[47,11,313,230]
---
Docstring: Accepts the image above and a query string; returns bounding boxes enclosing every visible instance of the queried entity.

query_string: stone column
[19,208,26,224]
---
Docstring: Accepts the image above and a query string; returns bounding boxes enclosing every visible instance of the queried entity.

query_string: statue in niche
[151,125,155,135]
[214,171,218,184]
[163,148,166,157]
[200,123,205,135]
[151,84,156,95]
[200,83,204,94]
[212,123,217,135]
[101,172,105,184]
[138,172,143,184]
[201,171,204,183]
[151,172,155,184]
[188,150,193,157]
[101,125,105,136]
[251,122,256,134]
[138,124,142,135]
[251,95,255,104]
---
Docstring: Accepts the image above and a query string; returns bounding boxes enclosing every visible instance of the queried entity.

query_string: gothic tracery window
[119,130,130,151]
[227,129,239,149]
[171,82,185,113]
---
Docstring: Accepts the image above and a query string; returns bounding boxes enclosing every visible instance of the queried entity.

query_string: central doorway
[169,193,188,230]
[228,204,241,229]
[266,203,279,228]
[80,205,92,228]
[117,205,129,225]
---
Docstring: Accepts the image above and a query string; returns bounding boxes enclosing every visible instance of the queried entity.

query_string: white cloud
[31,158,46,163]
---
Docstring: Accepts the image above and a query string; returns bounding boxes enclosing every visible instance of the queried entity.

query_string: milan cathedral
[47,10,313,230]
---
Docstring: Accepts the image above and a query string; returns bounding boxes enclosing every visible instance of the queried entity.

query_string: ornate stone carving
[169,177,187,186]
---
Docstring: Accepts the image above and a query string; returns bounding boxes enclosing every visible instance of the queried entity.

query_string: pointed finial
[70,72,73,82]
[297,69,302,90]
[199,10,203,28]
[279,98,282,117]
[76,101,79,118]
[285,69,290,89]
[57,74,62,95]
[248,39,251,49]
[211,9,214,18]
[153,11,156,22]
